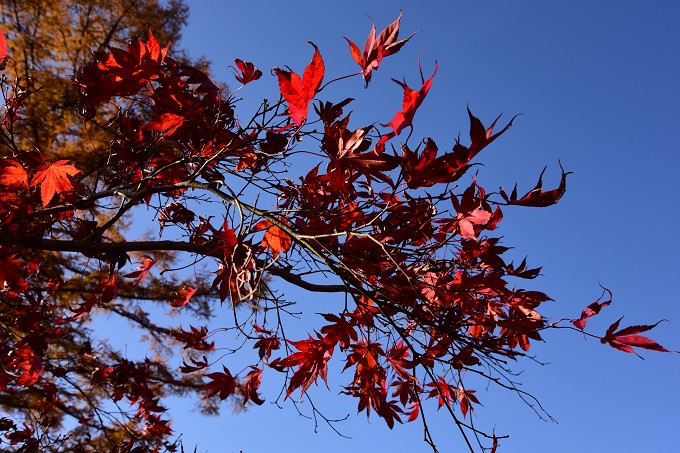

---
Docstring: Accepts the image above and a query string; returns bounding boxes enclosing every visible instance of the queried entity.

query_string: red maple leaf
[202,366,236,400]
[179,356,209,374]
[0,158,28,190]
[275,335,333,398]
[345,12,416,87]
[456,207,492,240]
[500,160,571,207]
[123,255,156,284]
[320,313,358,351]
[6,344,43,387]
[464,107,516,158]
[0,247,25,290]
[172,325,214,351]
[254,219,292,259]
[230,59,262,85]
[143,112,185,136]
[253,325,281,361]
[29,160,81,207]
[0,28,7,69]
[601,317,671,356]
[401,139,473,189]
[383,62,437,138]
[457,388,480,419]
[425,376,457,409]
[386,341,414,380]
[242,367,265,406]
[170,286,196,308]
[274,43,325,126]
[572,288,612,330]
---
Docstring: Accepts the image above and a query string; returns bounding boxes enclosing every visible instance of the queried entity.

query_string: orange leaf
[263,224,292,259]
[30,160,81,207]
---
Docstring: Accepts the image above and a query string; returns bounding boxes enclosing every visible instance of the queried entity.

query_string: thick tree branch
[0,233,348,293]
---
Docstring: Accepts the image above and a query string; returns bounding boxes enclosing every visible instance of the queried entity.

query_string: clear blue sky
[154,1,680,452]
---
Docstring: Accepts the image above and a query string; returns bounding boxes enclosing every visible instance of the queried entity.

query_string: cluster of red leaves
[0,18,673,453]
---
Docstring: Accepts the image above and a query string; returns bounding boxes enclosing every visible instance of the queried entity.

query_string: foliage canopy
[0,5,671,452]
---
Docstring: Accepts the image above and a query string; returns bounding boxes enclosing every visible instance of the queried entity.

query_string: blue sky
[154,1,680,452]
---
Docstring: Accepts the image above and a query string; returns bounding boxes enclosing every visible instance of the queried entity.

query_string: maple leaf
[7,344,43,387]
[253,325,281,361]
[401,139,475,189]
[254,219,292,259]
[29,160,81,207]
[386,341,414,380]
[500,160,571,207]
[426,376,457,409]
[457,388,480,419]
[274,43,325,126]
[230,59,262,85]
[320,313,358,351]
[202,366,236,400]
[0,247,25,290]
[383,62,438,137]
[179,356,209,374]
[0,27,7,69]
[123,255,156,284]
[0,158,28,190]
[465,107,516,158]
[172,325,214,351]
[457,207,492,240]
[170,286,196,308]
[572,288,612,330]
[601,317,671,356]
[242,367,265,406]
[276,335,333,398]
[345,12,417,87]
[143,112,185,136]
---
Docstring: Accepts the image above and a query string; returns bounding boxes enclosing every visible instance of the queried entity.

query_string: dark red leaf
[601,317,671,356]
[500,160,571,207]
[230,59,262,85]
[345,12,416,87]
[202,366,236,400]
[572,288,612,330]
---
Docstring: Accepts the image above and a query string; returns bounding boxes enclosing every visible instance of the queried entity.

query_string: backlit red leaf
[170,286,196,308]
[30,160,81,207]
[0,158,28,190]
[123,255,156,284]
[254,219,292,259]
[383,62,437,137]
[0,28,7,68]
[144,112,185,136]
[274,43,324,126]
